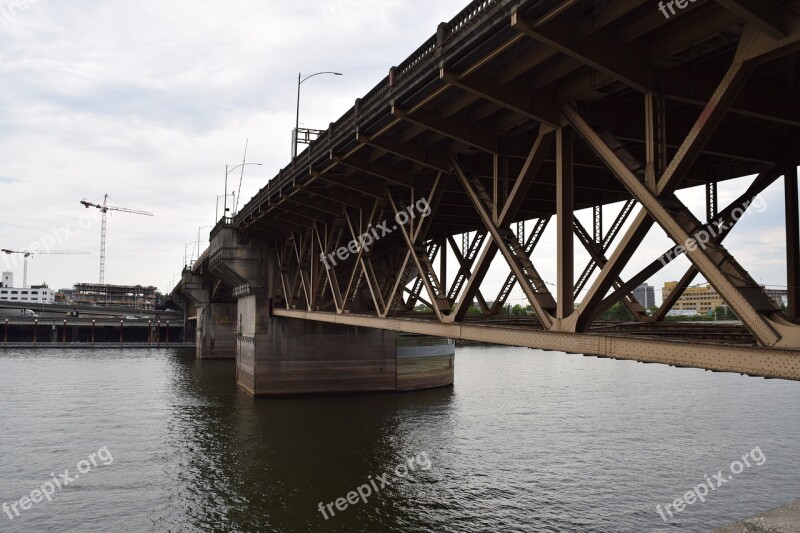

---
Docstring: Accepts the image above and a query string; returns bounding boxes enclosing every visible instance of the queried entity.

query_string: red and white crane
[0,249,90,288]
[80,194,154,285]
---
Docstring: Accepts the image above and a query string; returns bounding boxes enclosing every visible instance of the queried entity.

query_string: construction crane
[80,194,154,285]
[0,249,91,288]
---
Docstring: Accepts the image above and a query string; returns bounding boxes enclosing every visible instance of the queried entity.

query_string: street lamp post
[215,193,235,222]
[184,241,200,268]
[294,71,342,158]
[223,162,261,222]
[195,225,213,262]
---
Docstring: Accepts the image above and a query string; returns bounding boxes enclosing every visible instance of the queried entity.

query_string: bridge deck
[234,0,799,236]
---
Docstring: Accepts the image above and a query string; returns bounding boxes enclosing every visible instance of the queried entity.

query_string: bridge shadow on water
[163,348,457,532]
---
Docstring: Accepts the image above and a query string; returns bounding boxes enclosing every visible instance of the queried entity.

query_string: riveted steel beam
[564,105,787,347]
[274,309,800,382]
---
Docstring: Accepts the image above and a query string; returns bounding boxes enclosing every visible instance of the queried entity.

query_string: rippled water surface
[1,346,799,532]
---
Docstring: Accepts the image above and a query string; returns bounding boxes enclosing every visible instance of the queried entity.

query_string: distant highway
[0,300,182,319]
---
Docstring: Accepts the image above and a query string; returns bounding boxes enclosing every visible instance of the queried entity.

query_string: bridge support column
[204,226,454,396]
[238,309,454,397]
[212,239,453,396]
[787,165,799,322]
[196,303,236,359]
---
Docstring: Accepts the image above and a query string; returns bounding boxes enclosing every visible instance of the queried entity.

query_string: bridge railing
[235,0,520,225]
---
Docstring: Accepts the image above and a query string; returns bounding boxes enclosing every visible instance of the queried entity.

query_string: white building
[0,273,55,304]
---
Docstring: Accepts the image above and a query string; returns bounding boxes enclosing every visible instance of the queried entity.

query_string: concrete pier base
[714,500,800,532]
[194,226,455,396]
[196,303,236,359]
[236,312,454,397]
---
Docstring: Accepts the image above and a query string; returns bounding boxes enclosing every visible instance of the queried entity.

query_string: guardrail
[234,0,513,225]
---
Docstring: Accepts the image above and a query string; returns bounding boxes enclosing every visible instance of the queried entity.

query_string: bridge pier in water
[195,226,453,397]
[196,304,237,359]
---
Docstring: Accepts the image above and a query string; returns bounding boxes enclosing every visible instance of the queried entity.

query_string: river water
[0,346,799,532]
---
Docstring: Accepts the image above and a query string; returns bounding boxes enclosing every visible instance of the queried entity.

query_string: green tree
[511,304,526,317]
[599,302,635,321]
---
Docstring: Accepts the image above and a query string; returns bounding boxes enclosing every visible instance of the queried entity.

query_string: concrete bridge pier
[208,226,454,397]
[181,270,236,359]
[196,303,236,359]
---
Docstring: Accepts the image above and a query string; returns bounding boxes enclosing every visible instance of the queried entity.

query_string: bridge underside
[205,0,800,381]
[274,309,800,380]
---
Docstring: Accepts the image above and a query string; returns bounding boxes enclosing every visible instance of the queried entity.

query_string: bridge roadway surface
[186,0,800,381]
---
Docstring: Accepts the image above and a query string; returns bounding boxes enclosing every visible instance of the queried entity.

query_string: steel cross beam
[445,234,490,313]
[714,0,787,40]
[593,167,783,322]
[511,8,650,93]
[275,308,800,381]
[573,199,637,298]
[490,217,550,316]
[382,174,447,318]
[786,165,800,322]
[315,223,347,312]
[387,193,449,320]
[447,129,554,323]
[344,201,388,315]
[452,157,557,329]
[404,241,442,312]
[292,230,315,311]
[572,218,648,322]
[564,105,792,347]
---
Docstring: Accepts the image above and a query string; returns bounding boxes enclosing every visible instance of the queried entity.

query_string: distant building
[73,283,157,309]
[632,283,656,308]
[57,288,77,303]
[764,288,788,308]
[0,282,55,304]
[662,281,725,315]
[666,309,700,317]
[1,272,12,288]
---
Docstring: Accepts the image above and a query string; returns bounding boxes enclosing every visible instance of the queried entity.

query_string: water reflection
[1,347,799,532]
[162,350,456,531]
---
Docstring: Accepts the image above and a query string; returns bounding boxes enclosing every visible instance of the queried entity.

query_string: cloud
[0,0,794,303]
[0,0,469,290]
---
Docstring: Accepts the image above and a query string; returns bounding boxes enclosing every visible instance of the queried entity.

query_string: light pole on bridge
[195,225,213,263]
[184,241,200,268]
[294,71,342,158]
[223,162,262,222]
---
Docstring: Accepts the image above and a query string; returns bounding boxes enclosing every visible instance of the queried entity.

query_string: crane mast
[100,194,108,285]
[80,194,153,284]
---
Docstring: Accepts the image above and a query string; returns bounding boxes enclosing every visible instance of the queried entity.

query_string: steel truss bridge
[204,0,800,380]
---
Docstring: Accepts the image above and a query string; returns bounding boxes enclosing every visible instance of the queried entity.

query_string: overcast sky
[0,0,795,307]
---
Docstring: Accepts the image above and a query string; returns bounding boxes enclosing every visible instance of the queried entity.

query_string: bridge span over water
[176,0,800,396]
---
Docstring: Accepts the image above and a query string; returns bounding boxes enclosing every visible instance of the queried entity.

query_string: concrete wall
[196,303,236,359]
[237,312,398,396]
[397,335,455,392]
[236,308,454,397]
